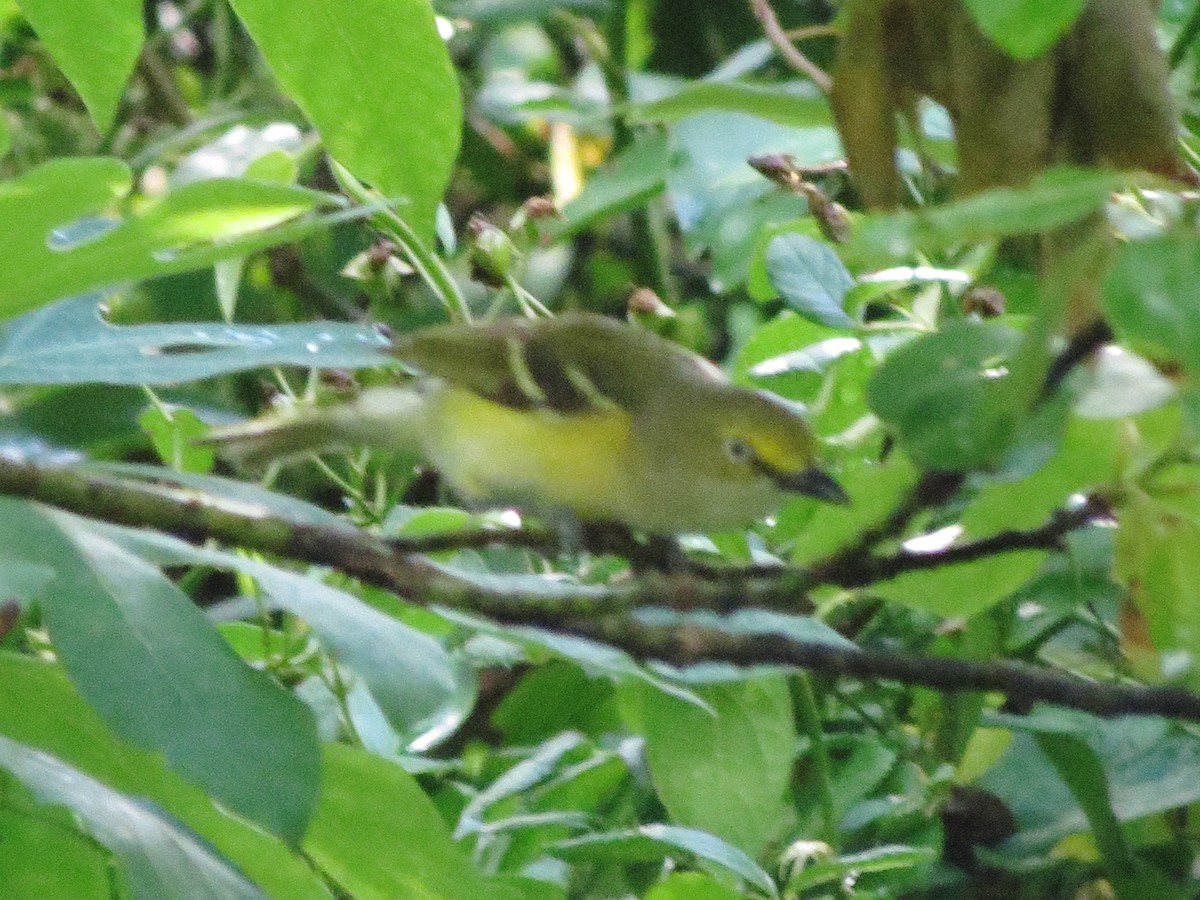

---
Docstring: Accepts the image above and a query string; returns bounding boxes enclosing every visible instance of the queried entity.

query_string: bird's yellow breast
[422,386,634,519]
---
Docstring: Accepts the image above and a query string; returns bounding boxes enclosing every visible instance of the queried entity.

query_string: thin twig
[749,0,833,93]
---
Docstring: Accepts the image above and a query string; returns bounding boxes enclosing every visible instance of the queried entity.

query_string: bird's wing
[390,314,725,415]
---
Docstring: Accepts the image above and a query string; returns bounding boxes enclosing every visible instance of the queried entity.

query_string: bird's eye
[724,437,754,463]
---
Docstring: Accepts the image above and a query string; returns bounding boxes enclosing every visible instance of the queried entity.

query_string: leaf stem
[331,160,472,324]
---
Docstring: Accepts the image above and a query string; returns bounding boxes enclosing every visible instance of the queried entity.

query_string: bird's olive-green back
[389,314,725,414]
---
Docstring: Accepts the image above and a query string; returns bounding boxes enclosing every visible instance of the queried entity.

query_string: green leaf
[305,743,492,900]
[785,845,936,893]
[0,158,370,316]
[0,735,265,900]
[1036,730,1185,899]
[16,0,143,131]
[552,824,777,897]
[963,0,1087,60]
[763,233,855,327]
[872,548,1047,618]
[456,732,585,837]
[1102,231,1200,371]
[665,110,837,293]
[0,500,321,844]
[867,321,1025,471]
[0,653,330,898]
[140,404,216,473]
[644,873,746,900]
[437,607,707,710]
[627,80,832,128]
[0,804,114,899]
[843,167,1123,267]
[72,516,474,751]
[227,0,462,241]
[553,133,669,238]
[1115,493,1200,683]
[0,293,390,386]
[631,674,796,855]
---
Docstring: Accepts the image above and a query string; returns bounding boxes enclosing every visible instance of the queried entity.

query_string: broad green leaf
[0,159,369,316]
[0,805,114,899]
[306,743,492,900]
[843,167,1123,267]
[867,321,1024,471]
[0,735,265,900]
[0,654,331,897]
[871,548,1047,618]
[1115,492,1200,681]
[964,416,1121,533]
[227,0,462,242]
[628,80,832,128]
[0,293,390,386]
[0,109,9,159]
[552,824,777,897]
[1036,730,1185,898]
[763,233,856,327]
[983,712,1200,856]
[491,661,619,744]
[554,133,669,238]
[645,873,744,900]
[734,311,853,395]
[252,565,474,751]
[963,0,1087,60]
[16,0,143,130]
[0,500,321,844]
[631,674,796,855]
[1101,231,1200,371]
[72,517,474,752]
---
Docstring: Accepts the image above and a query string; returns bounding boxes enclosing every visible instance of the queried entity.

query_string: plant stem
[331,160,472,324]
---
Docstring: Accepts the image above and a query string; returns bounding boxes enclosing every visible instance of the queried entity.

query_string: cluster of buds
[748,153,851,244]
[468,196,561,288]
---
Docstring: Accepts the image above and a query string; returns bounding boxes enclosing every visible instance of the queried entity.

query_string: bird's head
[707,388,849,506]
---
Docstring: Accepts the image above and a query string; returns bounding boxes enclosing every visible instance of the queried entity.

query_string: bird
[205,313,848,534]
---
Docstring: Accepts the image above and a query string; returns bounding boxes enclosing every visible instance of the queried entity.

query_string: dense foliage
[4,1,1200,897]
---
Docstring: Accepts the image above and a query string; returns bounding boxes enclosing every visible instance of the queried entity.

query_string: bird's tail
[202,386,426,469]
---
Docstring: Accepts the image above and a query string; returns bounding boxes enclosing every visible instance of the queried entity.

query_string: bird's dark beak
[773,466,850,505]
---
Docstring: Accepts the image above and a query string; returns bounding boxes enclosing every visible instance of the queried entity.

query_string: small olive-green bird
[207,314,847,533]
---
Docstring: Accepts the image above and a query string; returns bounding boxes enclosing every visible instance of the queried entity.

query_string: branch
[569,616,1200,721]
[0,456,1195,720]
[749,0,833,93]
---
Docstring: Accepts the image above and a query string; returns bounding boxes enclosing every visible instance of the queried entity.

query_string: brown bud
[0,600,20,643]
[627,287,671,317]
[748,153,801,187]
[367,239,398,271]
[962,285,1006,318]
[521,196,560,219]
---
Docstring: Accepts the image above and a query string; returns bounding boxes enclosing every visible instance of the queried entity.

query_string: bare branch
[749,0,833,93]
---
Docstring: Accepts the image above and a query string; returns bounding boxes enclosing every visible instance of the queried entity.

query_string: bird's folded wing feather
[389,314,725,415]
